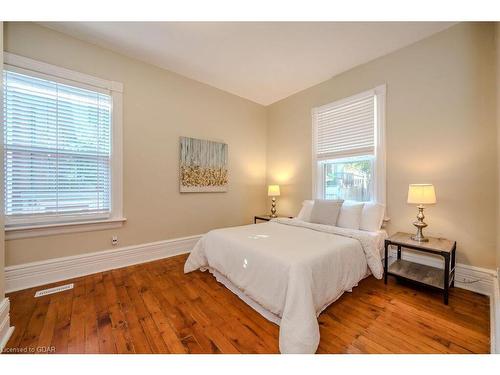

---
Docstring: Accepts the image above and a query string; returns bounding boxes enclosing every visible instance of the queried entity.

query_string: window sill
[5,217,127,240]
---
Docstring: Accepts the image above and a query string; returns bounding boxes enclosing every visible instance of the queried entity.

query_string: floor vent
[34,283,74,298]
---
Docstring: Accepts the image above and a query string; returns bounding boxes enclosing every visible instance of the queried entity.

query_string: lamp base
[411,205,429,242]
[410,233,429,242]
[270,197,277,218]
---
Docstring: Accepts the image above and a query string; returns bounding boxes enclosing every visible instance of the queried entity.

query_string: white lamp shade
[268,185,280,197]
[407,184,436,204]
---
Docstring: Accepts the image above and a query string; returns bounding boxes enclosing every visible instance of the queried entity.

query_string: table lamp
[268,185,280,218]
[407,184,436,242]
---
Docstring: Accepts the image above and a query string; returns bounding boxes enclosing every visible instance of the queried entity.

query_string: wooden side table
[254,215,293,223]
[384,232,456,305]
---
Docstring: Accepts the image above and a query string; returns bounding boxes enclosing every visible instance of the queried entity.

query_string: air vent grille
[34,283,74,298]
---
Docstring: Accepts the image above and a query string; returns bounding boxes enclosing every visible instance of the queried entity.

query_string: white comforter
[184,218,384,353]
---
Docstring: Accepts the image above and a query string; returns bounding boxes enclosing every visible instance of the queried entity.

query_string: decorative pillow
[297,200,314,222]
[359,202,386,232]
[337,201,365,230]
[309,199,344,226]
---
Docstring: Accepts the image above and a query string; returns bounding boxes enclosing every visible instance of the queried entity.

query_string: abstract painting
[179,136,228,192]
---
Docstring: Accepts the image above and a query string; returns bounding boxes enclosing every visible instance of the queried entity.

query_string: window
[3,53,124,235]
[312,85,386,203]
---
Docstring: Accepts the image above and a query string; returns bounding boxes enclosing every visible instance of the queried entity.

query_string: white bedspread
[184,218,384,353]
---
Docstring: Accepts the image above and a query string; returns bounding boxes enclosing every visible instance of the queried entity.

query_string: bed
[184,217,386,354]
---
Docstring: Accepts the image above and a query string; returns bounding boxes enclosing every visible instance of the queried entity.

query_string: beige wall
[267,22,497,269]
[4,22,268,266]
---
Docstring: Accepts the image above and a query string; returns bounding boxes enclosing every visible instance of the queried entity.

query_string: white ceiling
[41,22,455,105]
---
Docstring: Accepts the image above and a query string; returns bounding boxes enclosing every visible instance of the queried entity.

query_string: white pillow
[297,200,314,222]
[310,199,344,226]
[337,201,365,230]
[359,202,386,232]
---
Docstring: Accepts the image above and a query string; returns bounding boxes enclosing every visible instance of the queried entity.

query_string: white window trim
[311,84,386,204]
[3,52,126,238]
[5,218,126,240]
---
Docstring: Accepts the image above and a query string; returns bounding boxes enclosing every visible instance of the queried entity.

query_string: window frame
[3,53,125,239]
[312,84,386,204]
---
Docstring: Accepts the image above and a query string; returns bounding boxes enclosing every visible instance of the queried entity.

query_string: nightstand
[254,215,293,223]
[384,232,456,305]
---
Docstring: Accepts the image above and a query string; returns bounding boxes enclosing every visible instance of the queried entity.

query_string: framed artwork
[179,136,228,192]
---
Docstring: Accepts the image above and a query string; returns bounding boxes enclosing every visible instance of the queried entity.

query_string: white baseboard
[5,235,201,293]
[492,268,500,354]
[0,298,14,352]
[388,248,496,296]
[5,237,494,296]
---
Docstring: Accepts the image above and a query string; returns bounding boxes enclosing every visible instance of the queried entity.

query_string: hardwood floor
[3,254,490,354]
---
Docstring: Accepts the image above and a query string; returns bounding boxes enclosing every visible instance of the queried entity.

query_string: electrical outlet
[112,236,118,246]
[456,275,480,284]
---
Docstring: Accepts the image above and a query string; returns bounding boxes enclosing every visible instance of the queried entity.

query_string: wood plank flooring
[3,254,490,354]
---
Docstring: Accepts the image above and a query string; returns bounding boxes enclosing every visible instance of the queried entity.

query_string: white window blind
[314,93,375,160]
[3,69,112,224]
